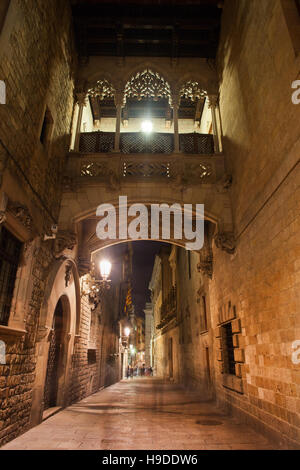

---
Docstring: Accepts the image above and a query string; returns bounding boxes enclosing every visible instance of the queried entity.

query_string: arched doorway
[43,297,68,412]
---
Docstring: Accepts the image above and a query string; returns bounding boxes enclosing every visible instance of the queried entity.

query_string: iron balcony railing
[79,131,215,155]
[157,286,177,330]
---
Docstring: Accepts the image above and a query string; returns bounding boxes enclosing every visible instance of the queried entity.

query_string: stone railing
[65,152,225,186]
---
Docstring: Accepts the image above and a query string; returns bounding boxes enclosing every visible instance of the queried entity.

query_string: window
[40,107,54,150]
[281,0,300,56]
[0,226,22,326]
[0,0,10,34]
[88,349,97,365]
[222,322,236,375]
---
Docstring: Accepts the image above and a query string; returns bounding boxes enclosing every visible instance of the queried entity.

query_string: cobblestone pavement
[2,378,275,450]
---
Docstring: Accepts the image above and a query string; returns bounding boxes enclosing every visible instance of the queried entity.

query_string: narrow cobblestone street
[2,378,274,450]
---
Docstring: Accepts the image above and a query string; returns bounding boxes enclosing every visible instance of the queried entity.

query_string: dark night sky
[98,241,169,318]
[131,241,169,317]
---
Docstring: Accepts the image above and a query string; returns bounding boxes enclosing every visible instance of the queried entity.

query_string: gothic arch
[29,258,81,427]
[123,68,172,106]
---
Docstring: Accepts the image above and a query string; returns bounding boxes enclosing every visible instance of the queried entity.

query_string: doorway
[43,298,64,411]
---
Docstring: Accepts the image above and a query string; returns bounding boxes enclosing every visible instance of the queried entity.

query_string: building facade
[0,0,299,449]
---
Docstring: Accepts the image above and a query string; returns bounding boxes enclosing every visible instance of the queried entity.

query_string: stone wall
[210,0,300,448]
[0,0,76,446]
[153,247,214,396]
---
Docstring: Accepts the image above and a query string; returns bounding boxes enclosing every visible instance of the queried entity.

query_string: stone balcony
[65,150,225,186]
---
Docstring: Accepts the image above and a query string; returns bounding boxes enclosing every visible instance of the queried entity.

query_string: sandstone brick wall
[153,248,215,396]
[0,0,75,223]
[0,0,75,446]
[210,0,300,448]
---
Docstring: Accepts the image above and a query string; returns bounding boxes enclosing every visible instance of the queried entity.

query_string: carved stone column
[114,92,123,152]
[207,94,220,154]
[172,94,180,153]
[74,93,87,152]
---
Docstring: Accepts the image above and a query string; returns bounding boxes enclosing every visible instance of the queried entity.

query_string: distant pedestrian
[130,367,133,378]
[126,366,130,379]
[149,366,153,376]
[141,364,145,376]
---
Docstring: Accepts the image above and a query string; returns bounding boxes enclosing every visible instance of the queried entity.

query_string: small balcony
[157,285,177,330]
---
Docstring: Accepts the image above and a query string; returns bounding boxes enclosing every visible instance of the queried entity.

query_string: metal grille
[222,322,236,375]
[180,133,214,154]
[0,226,22,326]
[120,132,174,154]
[79,131,214,154]
[79,131,114,153]
[43,300,63,410]
[123,161,170,178]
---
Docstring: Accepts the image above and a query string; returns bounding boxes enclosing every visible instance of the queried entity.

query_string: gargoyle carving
[214,231,236,254]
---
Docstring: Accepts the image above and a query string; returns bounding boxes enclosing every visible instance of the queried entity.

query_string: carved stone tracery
[123,69,172,105]
[88,79,115,100]
[180,81,207,102]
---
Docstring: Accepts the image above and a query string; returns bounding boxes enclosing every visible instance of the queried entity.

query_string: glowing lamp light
[124,327,131,337]
[141,120,153,133]
[99,259,112,281]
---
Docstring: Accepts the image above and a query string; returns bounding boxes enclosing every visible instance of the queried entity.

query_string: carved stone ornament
[197,255,213,279]
[180,81,207,102]
[214,231,236,254]
[8,202,33,231]
[124,69,172,105]
[53,231,77,258]
[88,79,115,101]
[65,263,73,287]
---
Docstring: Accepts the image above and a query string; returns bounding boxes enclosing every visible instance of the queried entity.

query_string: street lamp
[81,258,112,309]
[99,259,112,282]
[124,326,131,337]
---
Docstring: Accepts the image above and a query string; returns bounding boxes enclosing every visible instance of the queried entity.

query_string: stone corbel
[197,255,213,279]
[53,230,77,258]
[214,231,236,254]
